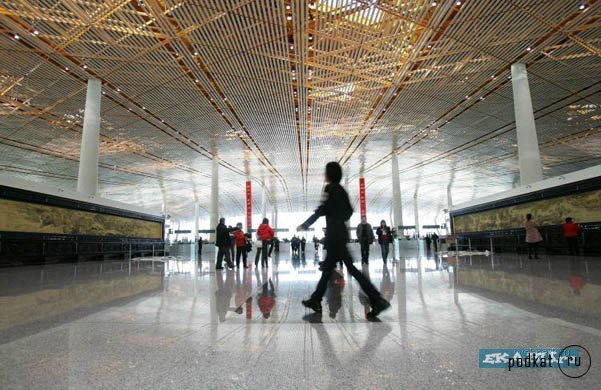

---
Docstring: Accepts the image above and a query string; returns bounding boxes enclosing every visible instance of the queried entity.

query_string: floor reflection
[1,243,600,388]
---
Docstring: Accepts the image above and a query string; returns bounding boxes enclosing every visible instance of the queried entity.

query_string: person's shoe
[215,266,224,270]
[367,298,390,319]
[244,265,249,269]
[302,299,322,313]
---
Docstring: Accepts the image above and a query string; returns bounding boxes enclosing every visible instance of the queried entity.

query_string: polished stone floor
[1,243,600,389]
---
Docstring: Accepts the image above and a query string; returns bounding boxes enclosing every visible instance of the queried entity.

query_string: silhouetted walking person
[298,162,390,318]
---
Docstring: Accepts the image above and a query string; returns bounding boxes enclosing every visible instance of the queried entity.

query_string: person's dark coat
[376,226,393,245]
[216,222,233,247]
[301,183,353,247]
[356,223,375,243]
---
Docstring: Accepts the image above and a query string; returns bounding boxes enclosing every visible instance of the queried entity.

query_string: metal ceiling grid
[0,0,599,224]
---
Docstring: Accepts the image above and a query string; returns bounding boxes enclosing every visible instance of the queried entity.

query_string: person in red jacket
[562,217,581,256]
[233,222,249,268]
[257,218,274,268]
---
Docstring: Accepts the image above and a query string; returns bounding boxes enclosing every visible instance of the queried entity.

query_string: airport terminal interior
[0,0,600,388]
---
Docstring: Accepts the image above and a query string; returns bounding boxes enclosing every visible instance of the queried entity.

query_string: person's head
[381,220,387,227]
[236,222,242,229]
[219,217,225,224]
[325,161,342,184]
[262,217,269,225]
[566,217,573,223]
[526,213,532,221]
[361,216,367,224]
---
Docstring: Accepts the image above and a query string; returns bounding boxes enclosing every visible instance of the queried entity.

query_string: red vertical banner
[245,181,252,231]
[359,177,366,217]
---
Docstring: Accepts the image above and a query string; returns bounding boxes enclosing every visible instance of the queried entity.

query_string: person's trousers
[567,237,579,255]
[380,243,389,263]
[360,241,370,263]
[527,242,538,257]
[236,246,248,267]
[216,245,233,268]
[261,240,270,266]
[310,243,381,303]
[255,247,262,265]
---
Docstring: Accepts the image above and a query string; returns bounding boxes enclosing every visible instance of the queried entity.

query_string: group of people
[524,214,582,259]
[356,217,394,265]
[214,217,275,270]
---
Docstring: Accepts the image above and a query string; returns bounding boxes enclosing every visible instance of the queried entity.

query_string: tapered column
[261,186,267,219]
[77,79,102,196]
[209,156,219,242]
[391,153,403,232]
[194,203,200,242]
[446,185,453,235]
[511,63,543,185]
[413,191,420,238]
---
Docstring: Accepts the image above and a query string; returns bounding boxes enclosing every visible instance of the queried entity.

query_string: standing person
[257,218,274,268]
[233,223,249,268]
[301,237,306,253]
[356,216,375,265]
[215,217,234,270]
[376,220,393,264]
[297,162,390,318]
[524,214,543,259]
[197,236,203,256]
[562,217,581,256]
[425,234,432,251]
[431,232,439,252]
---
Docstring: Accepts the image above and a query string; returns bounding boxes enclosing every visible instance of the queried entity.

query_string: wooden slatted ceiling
[0,0,599,222]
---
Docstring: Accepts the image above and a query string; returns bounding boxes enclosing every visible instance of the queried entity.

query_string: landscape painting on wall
[0,198,163,239]
[453,188,601,233]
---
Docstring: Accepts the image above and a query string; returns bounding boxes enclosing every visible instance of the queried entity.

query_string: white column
[261,186,267,219]
[413,192,420,238]
[391,153,403,232]
[77,79,102,196]
[194,203,200,243]
[511,63,543,185]
[446,185,453,235]
[209,156,219,242]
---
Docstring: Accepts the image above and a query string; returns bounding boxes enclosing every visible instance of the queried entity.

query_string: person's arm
[299,186,331,230]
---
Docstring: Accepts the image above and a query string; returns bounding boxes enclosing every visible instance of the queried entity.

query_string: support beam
[77,79,102,196]
[209,155,219,242]
[391,153,403,232]
[511,63,543,185]
[413,191,420,238]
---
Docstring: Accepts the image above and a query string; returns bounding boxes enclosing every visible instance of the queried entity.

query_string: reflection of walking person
[297,162,390,319]
[524,213,542,259]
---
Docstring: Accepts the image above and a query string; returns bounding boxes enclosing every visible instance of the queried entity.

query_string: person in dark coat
[297,162,390,318]
[215,217,234,270]
[376,220,393,264]
[356,216,375,264]
[431,232,439,252]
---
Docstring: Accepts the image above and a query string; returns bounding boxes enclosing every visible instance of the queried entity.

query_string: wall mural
[453,188,601,233]
[0,198,162,239]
